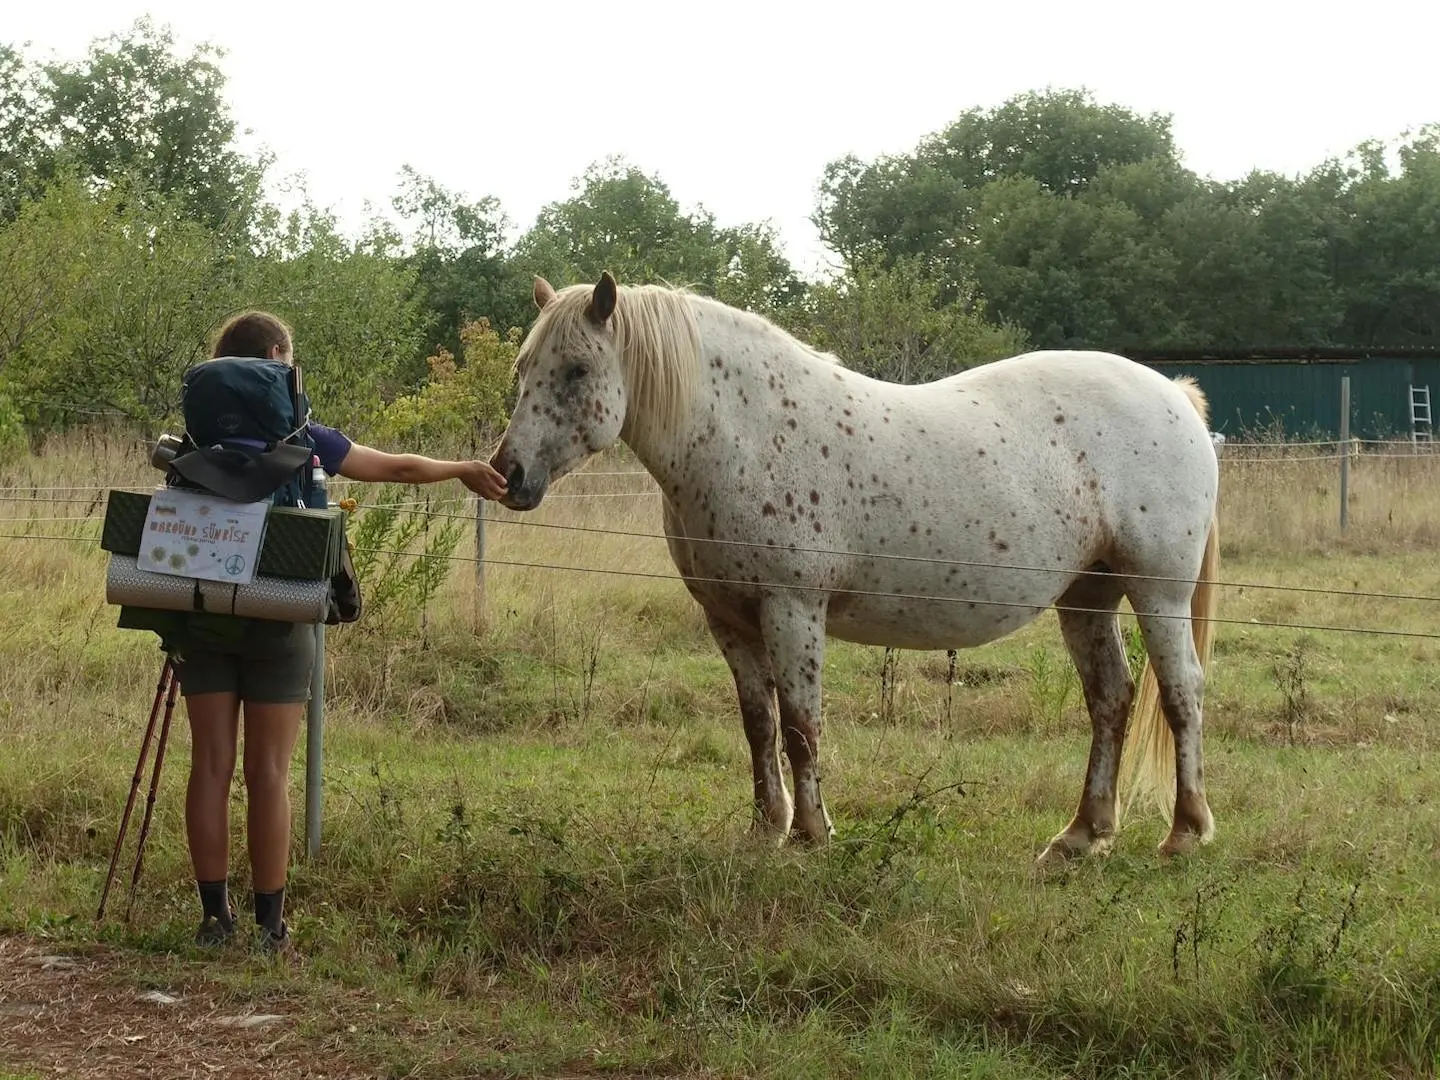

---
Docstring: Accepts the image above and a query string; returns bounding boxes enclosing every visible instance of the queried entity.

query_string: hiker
[173,310,506,954]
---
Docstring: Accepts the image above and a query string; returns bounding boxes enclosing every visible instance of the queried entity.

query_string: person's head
[211,311,293,363]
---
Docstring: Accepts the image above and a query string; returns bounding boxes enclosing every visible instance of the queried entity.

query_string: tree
[0,173,429,437]
[792,255,1025,382]
[517,158,718,284]
[1160,172,1340,347]
[37,18,264,231]
[0,176,236,428]
[240,196,429,434]
[0,44,45,221]
[514,157,804,315]
[922,88,1176,199]
[814,87,1179,300]
[969,173,1182,350]
[712,222,807,316]
[387,166,529,364]
[810,87,1385,352]
[391,164,507,254]
[1322,130,1440,344]
[372,318,516,457]
[814,154,970,282]
[0,175,90,374]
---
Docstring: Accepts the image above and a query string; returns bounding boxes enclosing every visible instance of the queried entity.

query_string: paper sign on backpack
[138,489,268,586]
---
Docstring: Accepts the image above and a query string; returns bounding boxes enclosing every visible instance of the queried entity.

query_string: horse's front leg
[704,612,792,839]
[759,595,834,844]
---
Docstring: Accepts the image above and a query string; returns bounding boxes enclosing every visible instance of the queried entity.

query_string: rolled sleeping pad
[105,554,330,624]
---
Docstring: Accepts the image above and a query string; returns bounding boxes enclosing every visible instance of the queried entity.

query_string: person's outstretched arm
[338,443,508,500]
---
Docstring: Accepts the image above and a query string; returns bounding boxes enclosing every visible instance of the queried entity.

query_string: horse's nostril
[507,463,526,492]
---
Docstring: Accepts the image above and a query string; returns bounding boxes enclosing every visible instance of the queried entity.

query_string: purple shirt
[308,422,353,476]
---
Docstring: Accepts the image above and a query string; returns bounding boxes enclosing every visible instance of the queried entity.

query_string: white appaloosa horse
[491,272,1220,867]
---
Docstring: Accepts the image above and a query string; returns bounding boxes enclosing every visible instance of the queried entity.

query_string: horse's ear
[533,276,557,311]
[587,271,617,326]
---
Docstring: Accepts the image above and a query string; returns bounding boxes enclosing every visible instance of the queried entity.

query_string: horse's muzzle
[491,458,548,511]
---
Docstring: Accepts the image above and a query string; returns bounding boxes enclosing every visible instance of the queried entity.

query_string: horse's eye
[566,363,589,382]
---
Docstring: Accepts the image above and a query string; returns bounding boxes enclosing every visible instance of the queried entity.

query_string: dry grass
[1217,442,1440,555]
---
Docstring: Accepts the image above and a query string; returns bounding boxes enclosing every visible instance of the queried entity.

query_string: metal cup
[149,434,183,471]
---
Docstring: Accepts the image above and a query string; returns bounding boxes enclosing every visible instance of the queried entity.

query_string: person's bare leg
[242,700,303,888]
[185,692,241,882]
[242,700,304,942]
[185,691,241,942]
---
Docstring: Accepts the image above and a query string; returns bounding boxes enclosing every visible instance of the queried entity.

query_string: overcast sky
[9,0,1440,276]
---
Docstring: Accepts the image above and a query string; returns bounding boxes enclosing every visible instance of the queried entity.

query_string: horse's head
[491,272,627,510]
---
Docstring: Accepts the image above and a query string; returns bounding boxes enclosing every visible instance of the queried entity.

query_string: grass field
[2,435,1439,1078]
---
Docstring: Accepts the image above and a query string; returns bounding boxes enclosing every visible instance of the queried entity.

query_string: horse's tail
[1118,375,1219,823]
[1172,374,1210,427]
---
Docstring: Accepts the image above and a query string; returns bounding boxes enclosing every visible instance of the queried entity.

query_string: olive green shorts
[171,622,317,704]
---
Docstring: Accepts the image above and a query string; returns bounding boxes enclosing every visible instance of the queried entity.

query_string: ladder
[1410,385,1433,444]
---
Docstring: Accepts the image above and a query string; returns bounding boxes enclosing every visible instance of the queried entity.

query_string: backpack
[167,356,323,508]
[131,356,360,650]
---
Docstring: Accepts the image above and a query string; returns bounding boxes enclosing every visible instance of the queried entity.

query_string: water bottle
[309,455,328,509]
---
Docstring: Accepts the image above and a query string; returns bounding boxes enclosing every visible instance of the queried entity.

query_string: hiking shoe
[195,911,236,948]
[256,921,300,962]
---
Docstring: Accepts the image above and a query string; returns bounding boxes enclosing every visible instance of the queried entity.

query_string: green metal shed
[1125,347,1440,440]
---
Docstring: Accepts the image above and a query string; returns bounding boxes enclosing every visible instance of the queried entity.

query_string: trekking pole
[98,659,173,921]
[124,666,181,922]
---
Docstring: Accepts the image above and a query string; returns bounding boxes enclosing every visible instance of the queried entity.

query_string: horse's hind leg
[704,612,793,839]
[1130,590,1214,855]
[1038,575,1133,869]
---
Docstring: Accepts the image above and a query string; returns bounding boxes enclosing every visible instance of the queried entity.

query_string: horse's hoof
[750,799,793,845]
[1035,830,1113,873]
[787,820,834,846]
[1159,807,1214,857]
[749,822,789,848]
[786,826,831,847]
[1158,827,1211,858]
[784,805,833,846]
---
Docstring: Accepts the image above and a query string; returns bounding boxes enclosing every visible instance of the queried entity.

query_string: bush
[372,318,516,457]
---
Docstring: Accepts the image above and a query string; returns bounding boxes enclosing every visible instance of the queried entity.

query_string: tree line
[2,20,1438,450]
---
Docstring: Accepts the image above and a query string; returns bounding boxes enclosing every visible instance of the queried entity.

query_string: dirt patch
[0,934,686,1079]
[0,935,377,1079]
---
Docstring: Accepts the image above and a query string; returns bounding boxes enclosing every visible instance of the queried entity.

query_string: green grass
[3,443,1440,1077]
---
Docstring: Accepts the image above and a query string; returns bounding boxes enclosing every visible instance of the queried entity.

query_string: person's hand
[459,459,508,500]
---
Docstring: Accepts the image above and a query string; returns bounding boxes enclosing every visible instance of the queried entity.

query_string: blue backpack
[168,357,322,508]
[148,356,360,635]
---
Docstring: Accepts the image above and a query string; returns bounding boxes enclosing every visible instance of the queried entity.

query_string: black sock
[254,887,286,935]
[197,880,232,925]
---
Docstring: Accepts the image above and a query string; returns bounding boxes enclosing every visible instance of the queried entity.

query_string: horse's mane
[524,281,843,445]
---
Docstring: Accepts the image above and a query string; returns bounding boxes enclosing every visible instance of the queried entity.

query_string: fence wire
[3,469,1440,607]
[5,497,1440,641]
